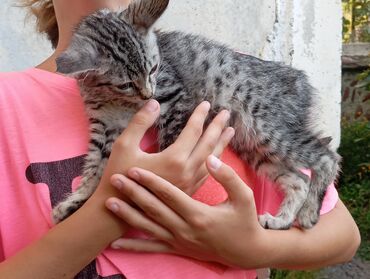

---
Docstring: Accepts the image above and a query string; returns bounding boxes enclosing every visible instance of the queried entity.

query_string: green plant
[271,269,317,279]
[342,0,370,43]
[338,120,370,185]
[338,120,370,260]
[340,180,370,260]
[356,68,370,91]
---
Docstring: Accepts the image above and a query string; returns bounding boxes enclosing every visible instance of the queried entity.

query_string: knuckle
[188,119,204,137]
[122,185,136,198]
[177,230,198,244]
[113,137,130,151]
[242,187,254,202]
[168,156,186,170]
[131,113,149,127]
[143,203,160,219]
[193,126,203,138]
[157,188,174,203]
[178,172,193,185]
[204,139,218,153]
[210,119,225,131]
[189,214,211,230]
[223,168,238,184]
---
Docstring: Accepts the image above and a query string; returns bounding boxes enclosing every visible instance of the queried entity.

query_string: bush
[340,180,370,260]
[338,120,370,260]
[271,270,317,279]
[338,120,370,185]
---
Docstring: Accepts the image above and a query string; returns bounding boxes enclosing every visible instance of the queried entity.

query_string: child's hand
[101,100,234,195]
[105,156,269,268]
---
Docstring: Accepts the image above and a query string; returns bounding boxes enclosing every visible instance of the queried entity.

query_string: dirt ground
[318,257,370,279]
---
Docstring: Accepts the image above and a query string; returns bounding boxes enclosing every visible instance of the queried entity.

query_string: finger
[105,197,174,241]
[189,110,230,166]
[110,174,189,231]
[206,155,254,205]
[126,168,207,221]
[183,127,235,195]
[111,238,174,254]
[116,99,160,147]
[165,101,210,157]
[212,127,235,158]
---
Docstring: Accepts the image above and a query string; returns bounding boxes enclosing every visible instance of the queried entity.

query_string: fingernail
[108,202,119,213]
[145,100,158,112]
[202,101,211,111]
[111,243,120,249]
[111,240,122,249]
[208,155,222,171]
[226,127,235,139]
[113,177,124,189]
[223,110,230,121]
[129,169,140,180]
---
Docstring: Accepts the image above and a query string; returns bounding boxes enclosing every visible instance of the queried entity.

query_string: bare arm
[0,100,231,278]
[0,181,125,279]
[265,199,360,270]
[106,157,360,270]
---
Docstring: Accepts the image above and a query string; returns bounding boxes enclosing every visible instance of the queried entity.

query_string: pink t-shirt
[0,68,338,279]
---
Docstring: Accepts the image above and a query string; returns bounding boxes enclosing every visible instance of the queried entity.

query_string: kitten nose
[140,89,153,100]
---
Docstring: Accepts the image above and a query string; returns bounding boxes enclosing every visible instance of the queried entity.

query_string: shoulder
[0,70,28,87]
[0,70,31,101]
[0,68,79,98]
[0,69,40,95]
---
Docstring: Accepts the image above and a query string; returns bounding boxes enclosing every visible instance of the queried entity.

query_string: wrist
[260,227,304,269]
[226,227,273,269]
[0,191,130,279]
[82,188,129,240]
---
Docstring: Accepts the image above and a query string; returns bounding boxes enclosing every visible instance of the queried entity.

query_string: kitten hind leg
[297,152,340,229]
[257,163,310,230]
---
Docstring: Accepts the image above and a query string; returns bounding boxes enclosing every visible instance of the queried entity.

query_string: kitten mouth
[140,89,154,100]
[140,95,153,100]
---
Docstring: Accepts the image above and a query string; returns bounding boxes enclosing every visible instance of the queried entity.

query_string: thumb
[206,155,253,204]
[118,99,160,147]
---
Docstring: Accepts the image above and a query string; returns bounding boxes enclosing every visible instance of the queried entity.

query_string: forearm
[259,200,360,270]
[0,193,127,279]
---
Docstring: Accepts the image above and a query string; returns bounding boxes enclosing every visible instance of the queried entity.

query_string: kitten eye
[150,64,158,75]
[117,82,135,91]
[96,82,112,87]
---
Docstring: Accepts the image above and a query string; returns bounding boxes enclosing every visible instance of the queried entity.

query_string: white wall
[0,0,342,147]
[0,1,52,71]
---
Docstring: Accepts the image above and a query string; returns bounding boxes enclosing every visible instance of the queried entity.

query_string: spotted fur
[53,0,340,230]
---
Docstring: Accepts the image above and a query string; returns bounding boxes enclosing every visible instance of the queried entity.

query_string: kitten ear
[56,51,94,77]
[121,0,169,33]
[56,38,98,78]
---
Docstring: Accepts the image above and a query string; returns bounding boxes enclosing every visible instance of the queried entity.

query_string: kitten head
[56,0,169,103]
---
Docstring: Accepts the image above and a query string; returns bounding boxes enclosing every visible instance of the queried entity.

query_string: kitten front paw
[297,205,320,229]
[258,213,292,230]
[52,199,86,224]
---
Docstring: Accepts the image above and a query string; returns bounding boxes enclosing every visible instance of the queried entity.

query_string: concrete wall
[0,1,52,71]
[0,0,342,147]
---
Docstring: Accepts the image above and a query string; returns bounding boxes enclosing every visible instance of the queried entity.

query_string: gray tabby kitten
[53,0,340,230]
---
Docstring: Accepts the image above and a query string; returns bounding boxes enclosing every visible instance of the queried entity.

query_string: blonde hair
[20,0,58,48]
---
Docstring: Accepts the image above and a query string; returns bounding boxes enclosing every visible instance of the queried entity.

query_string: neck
[37,0,130,72]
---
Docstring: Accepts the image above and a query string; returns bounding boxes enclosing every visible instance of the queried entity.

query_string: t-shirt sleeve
[319,182,339,215]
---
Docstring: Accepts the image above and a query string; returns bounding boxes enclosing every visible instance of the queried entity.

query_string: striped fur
[53,0,340,230]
